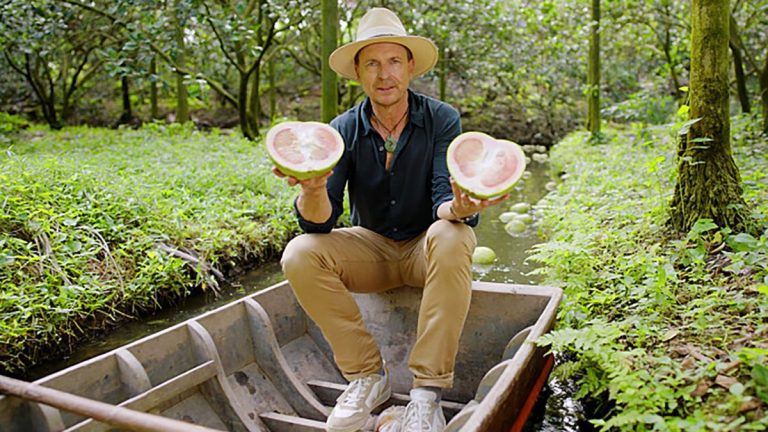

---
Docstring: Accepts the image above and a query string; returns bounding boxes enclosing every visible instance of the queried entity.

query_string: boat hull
[0,280,561,432]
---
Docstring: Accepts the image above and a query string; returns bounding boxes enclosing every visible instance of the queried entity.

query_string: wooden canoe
[0,280,562,432]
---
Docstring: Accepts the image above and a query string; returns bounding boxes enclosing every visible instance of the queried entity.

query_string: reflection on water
[472,152,550,285]
[28,149,589,431]
[473,152,591,432]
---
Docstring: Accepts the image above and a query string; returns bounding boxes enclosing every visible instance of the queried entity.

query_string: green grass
[0,123,299,374]
[531,115,768,431]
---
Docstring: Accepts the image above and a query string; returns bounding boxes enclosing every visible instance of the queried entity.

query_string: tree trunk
[24,54,62,130]
[238,69,254,139]
[729,15,749,113]
[320,0,338,123]
[761,50,768,134]
[269,58,276,122]
[439,45,447,101]
[116,74,133,125]
[669,0,747,232]
[249,66,262,136]
[587,0,600,136]
[173,1,190,123]
[150,57,159,120]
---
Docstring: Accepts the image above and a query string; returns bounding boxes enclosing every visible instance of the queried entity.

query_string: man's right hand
[272,167,333,223]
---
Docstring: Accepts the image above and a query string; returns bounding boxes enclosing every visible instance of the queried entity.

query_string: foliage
[531,114,768,430]
[0,124,300,374]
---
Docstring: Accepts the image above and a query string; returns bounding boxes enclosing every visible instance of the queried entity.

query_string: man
[274,7,507,432]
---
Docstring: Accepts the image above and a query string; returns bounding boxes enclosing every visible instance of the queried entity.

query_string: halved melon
[447,132,526,199]
[265,121,344,180]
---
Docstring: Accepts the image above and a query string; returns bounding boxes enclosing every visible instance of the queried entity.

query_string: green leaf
[688,219,718,237]
[753,364,768,387]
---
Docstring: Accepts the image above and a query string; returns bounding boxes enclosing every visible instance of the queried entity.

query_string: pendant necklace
[373,107,408,153]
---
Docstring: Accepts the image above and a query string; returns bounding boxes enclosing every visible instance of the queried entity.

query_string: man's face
[355,43,415,109]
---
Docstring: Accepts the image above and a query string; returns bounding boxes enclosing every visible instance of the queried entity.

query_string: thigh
[306,227,404,293]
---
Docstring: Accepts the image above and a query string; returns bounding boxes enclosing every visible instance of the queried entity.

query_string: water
[470,152,591,432]
[29,149,589,430]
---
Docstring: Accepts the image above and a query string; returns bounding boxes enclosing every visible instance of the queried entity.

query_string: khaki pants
[280,220,476,388]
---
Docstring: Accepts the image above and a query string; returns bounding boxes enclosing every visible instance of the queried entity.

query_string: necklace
[372,108,408,153]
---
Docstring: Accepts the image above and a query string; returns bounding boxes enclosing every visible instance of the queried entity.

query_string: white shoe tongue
[409,388,438,402]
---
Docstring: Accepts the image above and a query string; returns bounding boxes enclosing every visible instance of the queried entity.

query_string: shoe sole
[326,386,392,432]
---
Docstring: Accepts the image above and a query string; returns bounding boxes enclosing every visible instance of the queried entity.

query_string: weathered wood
[68,360,218,431]
[0,375,221,432]
[0,280,563,432]
[244,298,330,421]
[259,412,326,432]
[188,321,261,432]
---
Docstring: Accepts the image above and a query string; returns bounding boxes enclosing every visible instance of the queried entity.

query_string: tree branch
[62,0,238,107]
[201,1,245,74]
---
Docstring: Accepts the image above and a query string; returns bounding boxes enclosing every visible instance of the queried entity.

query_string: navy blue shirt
[295,90,478,240]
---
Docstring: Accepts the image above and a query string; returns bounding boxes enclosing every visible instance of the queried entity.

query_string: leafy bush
[532,117,768,430]
[0,123,300,374]
[0,112,28,142]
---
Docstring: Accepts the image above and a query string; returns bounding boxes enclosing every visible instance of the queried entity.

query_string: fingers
[273,167,332,188]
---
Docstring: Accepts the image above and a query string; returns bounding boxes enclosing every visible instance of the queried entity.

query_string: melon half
[447,132,527,199]
[265,121,345,180]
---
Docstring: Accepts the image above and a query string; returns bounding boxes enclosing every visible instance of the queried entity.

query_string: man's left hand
[449,178,509,220]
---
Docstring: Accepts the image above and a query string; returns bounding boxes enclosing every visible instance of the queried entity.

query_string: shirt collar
[360,90,425,135]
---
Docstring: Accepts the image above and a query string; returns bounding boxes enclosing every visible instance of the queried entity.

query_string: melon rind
[265,121,345,181]
[446,132,527,199]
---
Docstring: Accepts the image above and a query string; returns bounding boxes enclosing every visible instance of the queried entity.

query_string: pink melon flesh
[448,133,526,199]
[266,121,344,180]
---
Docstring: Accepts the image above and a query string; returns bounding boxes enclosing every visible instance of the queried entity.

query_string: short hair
[354,44,414,66]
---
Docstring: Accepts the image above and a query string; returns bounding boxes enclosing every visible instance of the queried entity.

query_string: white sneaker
[326,368,391,432]
[401,388,446,432]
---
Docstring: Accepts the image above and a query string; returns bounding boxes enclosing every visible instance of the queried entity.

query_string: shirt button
[390,171,395,176]
[390,200,396,205]
[393,227,398,232]
[378,146,384,152]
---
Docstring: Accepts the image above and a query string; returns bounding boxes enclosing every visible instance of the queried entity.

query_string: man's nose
[378,64,393,79]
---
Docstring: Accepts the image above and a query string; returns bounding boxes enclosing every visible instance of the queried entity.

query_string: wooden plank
[188,321,263,432]
[244,298,330,421]
[115,348,152,397]
[64,361,217,431]
[258,412,326,432]
[0,374,221,432]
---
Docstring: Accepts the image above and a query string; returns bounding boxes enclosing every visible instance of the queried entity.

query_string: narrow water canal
[30,147,589,431]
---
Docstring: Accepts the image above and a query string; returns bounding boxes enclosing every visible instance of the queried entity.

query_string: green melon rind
[446,132,527,200]
[265,121,345,181]
[472,246,497,264]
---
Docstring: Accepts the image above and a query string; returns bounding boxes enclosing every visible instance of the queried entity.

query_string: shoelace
[340,375,377,408]
[403,400,436,431]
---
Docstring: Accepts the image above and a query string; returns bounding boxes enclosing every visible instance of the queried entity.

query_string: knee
[426,220,477,256]
[280,234,321,277]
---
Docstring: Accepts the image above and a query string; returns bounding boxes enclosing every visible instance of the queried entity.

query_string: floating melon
[505,220,527,235]
[447,132,527,199]
[515,213,534,225]
[265,121,344,180]
[472,246,497,265]
[499,212,518,223]
[509,202,532,214]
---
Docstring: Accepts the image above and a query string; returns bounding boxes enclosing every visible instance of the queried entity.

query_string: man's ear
[408,58,416,77]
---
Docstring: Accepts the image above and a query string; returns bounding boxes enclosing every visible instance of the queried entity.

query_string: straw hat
[329,8,438,80]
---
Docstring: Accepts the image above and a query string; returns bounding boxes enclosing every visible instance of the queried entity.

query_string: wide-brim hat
[329,8,438,81]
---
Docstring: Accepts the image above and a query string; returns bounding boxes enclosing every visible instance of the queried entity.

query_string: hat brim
[329,35,438,81]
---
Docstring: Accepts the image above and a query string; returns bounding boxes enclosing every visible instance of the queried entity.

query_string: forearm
[297,186,333,224]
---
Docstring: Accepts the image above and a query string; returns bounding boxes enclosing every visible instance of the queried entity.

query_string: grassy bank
[0,123,299,375]
[531,115,767,430]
